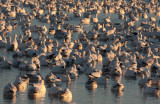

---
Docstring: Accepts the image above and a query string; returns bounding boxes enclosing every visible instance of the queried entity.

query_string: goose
[28,80,46,98]
[110,65,122,76]
[3,83,17,97]
[0,34,7,48]
[110,57,122,76]
[111,81,124,91]
[77,65,85,74]
[85,77,98,90]
[104,16,111,23]
[69,64,79,79]
[0,56,12,69]
[150,75,160,86]
[91,14,98,23]
[73,25,83,33]
[89,72,109,85]
[13,77,28,91]
[10,34,18,51]
[53,50,62,61]
[51,65,66,74]
[150,16,156,23]
[138,74,152,87]
[48,26,56,35]
[94,75,109,85]
[16,73,29,84]
[96,50,103,62]
[151,58,160,75]
[138,67,150,78]
[142,12,148,19]
[56,74,71,82]
[80,17,90,24]
[124,68,137,78]
[26,73,43,83]
[38,54,50,66]
[29,25,42,32]
[46,39,54,52]
[143,85,160,95]
[38,39,47,54]
[99,24,106,32]
[48,83,62,96]
[155,11,160,17]
[61,47,72,58]
[41,25,48,34]
[93,23,102,30]
[23,48,38,57]
[85,61,97,75]
[6,36,12,51]
[59,88,72,103]
[74,11,82,17]
[45,72,57,83]
[24,58,40,71]
[12,49,23,58]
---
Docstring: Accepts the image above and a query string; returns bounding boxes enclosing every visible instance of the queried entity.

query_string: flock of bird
[1,0,160,103]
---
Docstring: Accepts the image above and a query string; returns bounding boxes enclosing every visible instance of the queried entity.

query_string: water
[1,0,160,104]
[1,65,160,104]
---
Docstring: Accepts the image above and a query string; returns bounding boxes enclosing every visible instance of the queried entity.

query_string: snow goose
[37,54,50,66]
[53,50,62,61]
[89,71,109,85]
[143,85,160,96]
[138,74,152,87]
[28,80,46,98]
[51,64,66,74]
[16,73,29,84]
[56,73,71,82]
[13,77,28,92]
[85,77,98,90]
[10,34,18,51]
[124,68,137,78]
[111,81,124,91]
[0,34,7,48]
[0,56,12,69]
[69,64,79,79]
[91,14,98,23]
[26,73,43,83]
[45,72,57,83]
[110,57,122,76]
[48,83,62,96]
[38,39,47,54]
[73,25,83,33]
[3,83,17,97]
[80,17,90,24]
[12,49,23,58]
[24,59,40,71]
[59,88,72,103]
[151,58,160,75]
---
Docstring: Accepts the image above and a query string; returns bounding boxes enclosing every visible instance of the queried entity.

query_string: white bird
[111,81,124,91]
[48,83,62,96]
[28,80,46,98]
[13,77,28,91]
[85,77,98,90]
[3,83,17,97]
[0,56,12,69]
[143,85,160,95]
[59,88,72,103]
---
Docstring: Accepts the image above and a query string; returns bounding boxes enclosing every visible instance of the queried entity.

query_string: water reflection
[111,90,124,98]
[3,95,16,104]
[48,95,58,103]
[143,93,160,99]
[48,94,72,103]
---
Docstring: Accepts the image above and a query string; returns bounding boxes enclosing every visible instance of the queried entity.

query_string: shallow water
[1,0,160,104]
[1,64,160,104]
